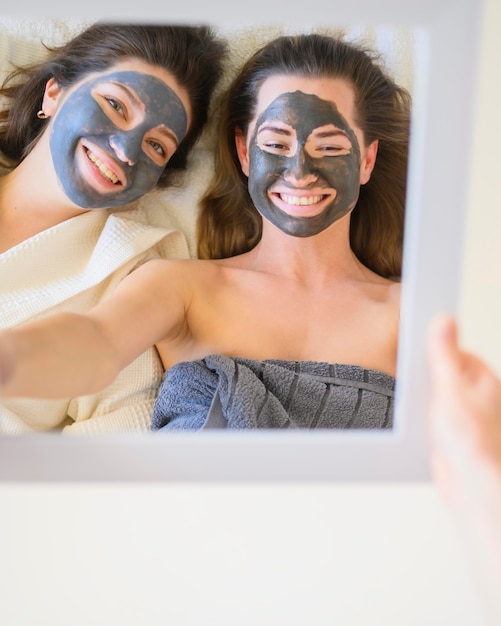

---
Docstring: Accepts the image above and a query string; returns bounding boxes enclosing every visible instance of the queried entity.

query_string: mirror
[0,0,483,480]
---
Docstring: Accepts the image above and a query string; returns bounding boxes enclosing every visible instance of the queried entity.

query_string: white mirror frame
[0,0,484,481]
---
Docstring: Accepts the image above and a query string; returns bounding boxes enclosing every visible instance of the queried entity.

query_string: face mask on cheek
[49,70,187,209]
[247,90,362,237]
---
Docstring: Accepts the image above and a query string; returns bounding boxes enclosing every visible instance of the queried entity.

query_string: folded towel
[151,355,395,430]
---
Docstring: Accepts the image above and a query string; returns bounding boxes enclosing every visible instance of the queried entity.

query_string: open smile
[270,190,335,216]
[278,193,326,206]
[83,146,126,188]
[86,150,119,184]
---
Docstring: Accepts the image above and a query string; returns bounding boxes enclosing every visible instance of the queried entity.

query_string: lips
[85,148,121,185]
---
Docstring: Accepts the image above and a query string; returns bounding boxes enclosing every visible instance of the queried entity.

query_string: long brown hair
[197,33,410,278]
[0,22,227,187]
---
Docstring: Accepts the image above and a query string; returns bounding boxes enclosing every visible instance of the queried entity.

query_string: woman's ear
[41,77,63,117]
[235,128,250,177]
[360,139,379,185]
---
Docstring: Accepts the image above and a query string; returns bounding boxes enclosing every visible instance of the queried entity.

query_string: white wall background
[0,1,499,624]
[459,0,501,378]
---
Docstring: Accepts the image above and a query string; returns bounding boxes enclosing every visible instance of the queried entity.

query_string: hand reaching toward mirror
[428,314,501,625]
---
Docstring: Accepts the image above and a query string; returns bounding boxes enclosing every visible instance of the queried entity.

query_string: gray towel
[151,355,395,431]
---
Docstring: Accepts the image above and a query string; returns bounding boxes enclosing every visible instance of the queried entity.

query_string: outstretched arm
[0,312,122,398]
[0,259,188,399]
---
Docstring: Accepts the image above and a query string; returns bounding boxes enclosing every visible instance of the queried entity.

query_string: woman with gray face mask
[0,22,226,434]
[0,33,409,431]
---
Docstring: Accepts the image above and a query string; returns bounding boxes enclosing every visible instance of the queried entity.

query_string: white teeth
[280,194,323,206]
[87,151,119,184]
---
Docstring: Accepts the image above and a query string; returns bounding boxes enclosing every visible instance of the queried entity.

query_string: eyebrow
[109,82,144,111]
[155,126,180,147]
[312,129,350,139]
[257,125,293,136]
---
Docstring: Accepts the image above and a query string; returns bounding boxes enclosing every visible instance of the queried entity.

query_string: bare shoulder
[387,278,402,304]
[379,278,401,323]
[129,256,222,284]
[360,266,402,304]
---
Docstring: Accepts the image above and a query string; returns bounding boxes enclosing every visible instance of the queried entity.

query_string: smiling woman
[0,22,227,434]
[148,34,407,430]
[198,36,409,283]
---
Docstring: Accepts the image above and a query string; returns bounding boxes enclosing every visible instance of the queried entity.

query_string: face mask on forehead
[50,70,188,209]
[247,90,362,238]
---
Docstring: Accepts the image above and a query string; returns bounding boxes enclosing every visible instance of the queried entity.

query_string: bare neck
[233,215,375,288]
[0,158,87,253]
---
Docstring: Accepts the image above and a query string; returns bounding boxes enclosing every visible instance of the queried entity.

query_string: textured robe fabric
[151,355,395,431]
[0,206,189,435]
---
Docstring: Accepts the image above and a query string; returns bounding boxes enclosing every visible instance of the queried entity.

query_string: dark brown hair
[0,22,227,187]
[197,33,410,278]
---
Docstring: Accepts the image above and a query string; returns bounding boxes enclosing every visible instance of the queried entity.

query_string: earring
[37,110,47,120]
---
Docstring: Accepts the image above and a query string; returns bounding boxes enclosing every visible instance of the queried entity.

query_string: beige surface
[0,483,487,626]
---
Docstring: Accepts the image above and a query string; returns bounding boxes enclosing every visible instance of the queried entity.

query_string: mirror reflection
[0,19,416,435]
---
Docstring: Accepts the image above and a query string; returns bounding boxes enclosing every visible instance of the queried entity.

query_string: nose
[109,132,142,166]
[282,146,317,187]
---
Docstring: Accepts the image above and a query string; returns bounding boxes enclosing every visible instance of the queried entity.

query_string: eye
[102,96,127,120]
[264,141,286,151]
[147,139,166,157]
[308,142,351,157]
[144,137,172,166]
[256,127,295,155]
[307,127,353,156]
[107,98,122,112]
[320,145,347,153]
[258,138,293,155]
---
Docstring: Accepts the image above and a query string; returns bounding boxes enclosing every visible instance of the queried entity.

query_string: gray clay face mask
[49,70,188,209]
[247,90,362,237]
